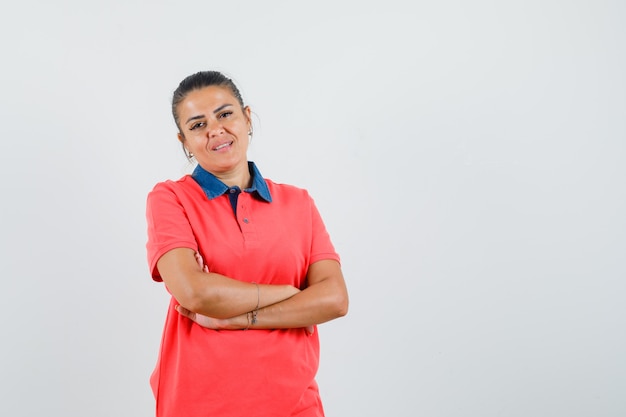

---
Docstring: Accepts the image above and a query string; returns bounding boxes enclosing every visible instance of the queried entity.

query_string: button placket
[238,194,258,243]
[239,196,250,227]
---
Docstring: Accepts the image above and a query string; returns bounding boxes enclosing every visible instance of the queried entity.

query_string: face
[177,86,251,176]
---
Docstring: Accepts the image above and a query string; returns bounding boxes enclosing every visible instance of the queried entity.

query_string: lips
[212,141,233,151]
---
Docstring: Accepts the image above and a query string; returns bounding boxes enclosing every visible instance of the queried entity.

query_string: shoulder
[264,179,313,203]
[150,175,194,192]
[147,175,206,210]
[148,175,200,197]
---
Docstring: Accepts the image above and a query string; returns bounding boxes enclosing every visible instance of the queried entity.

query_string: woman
[146,71,349,417]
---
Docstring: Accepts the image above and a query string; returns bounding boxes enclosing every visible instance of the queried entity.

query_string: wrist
[285,284,301,298]
[238,313,251,330]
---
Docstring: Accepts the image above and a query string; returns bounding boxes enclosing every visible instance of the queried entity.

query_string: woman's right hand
[194,251,209,273]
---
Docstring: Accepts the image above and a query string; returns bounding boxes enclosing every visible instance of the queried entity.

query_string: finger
[194,252,204,267]
[305,325,315,335]
[175,305,195,321]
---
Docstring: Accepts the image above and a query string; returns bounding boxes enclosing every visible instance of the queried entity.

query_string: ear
[244,106,252,127]
[177,132,185,144]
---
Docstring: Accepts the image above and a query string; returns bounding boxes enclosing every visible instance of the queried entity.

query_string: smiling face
[176,86,252,180]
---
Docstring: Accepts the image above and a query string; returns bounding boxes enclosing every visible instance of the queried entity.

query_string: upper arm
[306,259,349,316]
[306,259,343,286]
[305,194,348,314]
[157,247,205,306]
[146,183,198,280]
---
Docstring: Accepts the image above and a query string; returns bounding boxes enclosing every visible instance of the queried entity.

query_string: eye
[189,121,206,130]
[218,111,233,119]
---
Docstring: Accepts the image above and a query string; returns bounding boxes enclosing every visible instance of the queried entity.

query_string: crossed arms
[157,247,349,331]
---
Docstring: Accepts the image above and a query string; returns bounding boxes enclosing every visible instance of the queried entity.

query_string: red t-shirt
[146,173,339,417]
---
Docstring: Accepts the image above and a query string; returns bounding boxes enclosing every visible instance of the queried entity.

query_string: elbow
[328,277,349,318]
[174,282,213,315]
[339,296,349,318]
[184,294,206,315]
[181,285,233,319]
[174,286,202,313]
[332,292,349,318]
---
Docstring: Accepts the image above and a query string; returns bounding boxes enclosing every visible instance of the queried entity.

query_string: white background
[1,1,624,416]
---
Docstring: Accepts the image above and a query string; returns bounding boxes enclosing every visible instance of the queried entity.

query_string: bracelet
[244,311,251,331]
[251,282,260,325]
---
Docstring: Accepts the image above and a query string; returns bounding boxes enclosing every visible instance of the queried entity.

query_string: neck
[215,164,251,189]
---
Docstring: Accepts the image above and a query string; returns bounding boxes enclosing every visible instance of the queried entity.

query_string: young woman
[146,71,348,417]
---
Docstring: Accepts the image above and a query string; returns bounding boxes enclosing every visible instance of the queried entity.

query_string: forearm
[158,248,299,319]
[222,268,349,330]
[184,271,299,319]
[253,276,348,329]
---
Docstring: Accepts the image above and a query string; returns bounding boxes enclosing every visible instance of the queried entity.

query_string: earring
[187,150,194,158]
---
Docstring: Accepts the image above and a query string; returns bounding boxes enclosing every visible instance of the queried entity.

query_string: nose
[207,118,225,137]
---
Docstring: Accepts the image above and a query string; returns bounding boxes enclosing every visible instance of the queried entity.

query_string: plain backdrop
[1,1,624,416]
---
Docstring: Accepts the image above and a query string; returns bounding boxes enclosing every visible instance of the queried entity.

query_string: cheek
[188,136,209,149]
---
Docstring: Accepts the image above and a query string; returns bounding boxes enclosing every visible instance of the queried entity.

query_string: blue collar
[191,161,272,202]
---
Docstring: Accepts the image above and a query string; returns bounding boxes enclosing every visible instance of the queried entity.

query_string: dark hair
[172,71,246,132]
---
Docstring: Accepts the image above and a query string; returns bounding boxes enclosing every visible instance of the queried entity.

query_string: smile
[212,141,233,151]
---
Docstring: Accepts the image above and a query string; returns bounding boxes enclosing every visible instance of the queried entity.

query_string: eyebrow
[184,104,234,125]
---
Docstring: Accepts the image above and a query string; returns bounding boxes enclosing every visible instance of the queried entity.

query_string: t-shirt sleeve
[146,182,198,281]
[308,195,341,265]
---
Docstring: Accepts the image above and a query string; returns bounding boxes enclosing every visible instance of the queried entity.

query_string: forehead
[178,86,238,114]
